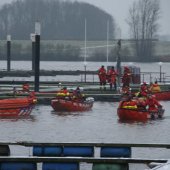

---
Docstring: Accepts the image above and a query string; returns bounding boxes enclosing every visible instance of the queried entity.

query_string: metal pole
[34,22,41,92]
[84,18,87,83]
[106,20,109,70]
[32,41,35,71]
[160,65,162,82]
[84,65,86,83]
[30,33,36,71]
[142,74,144,83]
[34,34,40,92]
[7,35,11,71]
[84,18,86,63]
[116,39,121,87]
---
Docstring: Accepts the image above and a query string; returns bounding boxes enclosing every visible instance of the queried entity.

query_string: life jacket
[122,100,137,109]
[57,89,69,97]
[150,84,161,93]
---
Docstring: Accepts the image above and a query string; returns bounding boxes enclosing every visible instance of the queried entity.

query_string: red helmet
[124,66,129,70]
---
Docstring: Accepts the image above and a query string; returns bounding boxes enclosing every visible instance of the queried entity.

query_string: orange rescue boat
[117,100,164,122]
[51,97,94,112]
[153,91,170,101]
[0,95,37,117]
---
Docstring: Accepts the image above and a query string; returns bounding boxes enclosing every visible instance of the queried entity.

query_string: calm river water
[1,101,170,170]
[1,61,170,170]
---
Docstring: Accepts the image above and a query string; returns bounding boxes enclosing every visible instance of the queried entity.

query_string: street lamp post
[116,39,121,87]
[106,20,109,70]
[84,18,87,83]
[158,62,163,82]
[7,35,11,72]
[116,27,121,87]
[84,61,87,83]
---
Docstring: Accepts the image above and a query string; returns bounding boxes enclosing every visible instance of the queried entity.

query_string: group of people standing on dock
[98,65,131,91]
[98,65,161,93]
[98,65,118,90]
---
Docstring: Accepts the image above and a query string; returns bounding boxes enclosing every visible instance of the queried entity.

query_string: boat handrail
[0,142,170,148]
[0,156,167,164]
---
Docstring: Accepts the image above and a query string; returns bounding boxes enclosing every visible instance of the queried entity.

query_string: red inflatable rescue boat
[154,91,170,101]
[0,95,37,117]
[117,101,164,121]
[51,97,94,112]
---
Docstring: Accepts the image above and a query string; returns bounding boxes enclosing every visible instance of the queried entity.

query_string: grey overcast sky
[0,0,169,38]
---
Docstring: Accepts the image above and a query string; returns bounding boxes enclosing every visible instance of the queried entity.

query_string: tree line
[0,0,115,40]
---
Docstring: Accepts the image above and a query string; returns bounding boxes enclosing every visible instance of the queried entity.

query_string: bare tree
[127,0,160,61]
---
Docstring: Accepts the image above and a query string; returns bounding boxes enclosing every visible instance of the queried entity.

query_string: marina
[0,62,170,170]
[0,0,169,169]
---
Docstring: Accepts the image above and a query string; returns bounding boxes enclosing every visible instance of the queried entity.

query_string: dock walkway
[0,80,170,103]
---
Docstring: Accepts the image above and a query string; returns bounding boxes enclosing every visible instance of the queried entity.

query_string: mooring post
[7,35,11,72]
[34,22,41,92]
[30,33,36,71]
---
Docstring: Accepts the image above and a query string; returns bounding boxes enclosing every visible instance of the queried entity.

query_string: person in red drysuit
[72,86,85,101]
[60,87,69,94]
[145,95,162,112]
[122,66,131,87]
[22,82,30,92]
[140,82,149,97]
[121,86,131,95]
[98,65,107,89]
[107,66,118,90]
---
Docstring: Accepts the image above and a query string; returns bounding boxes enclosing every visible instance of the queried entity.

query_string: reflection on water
[0,115,36,122]
[51,110,84,117]
[118,117,165,125]
[118,119,148,125]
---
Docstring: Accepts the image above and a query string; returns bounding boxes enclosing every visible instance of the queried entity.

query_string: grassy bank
[0,40,170,61]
